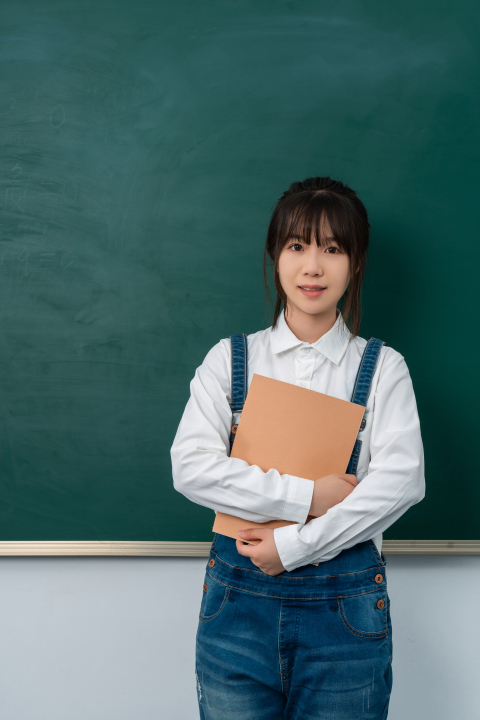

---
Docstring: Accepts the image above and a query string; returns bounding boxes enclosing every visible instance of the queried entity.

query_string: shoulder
[348,334,411,385]
[349,333,405,363]
[197,325,270,392]
[192,328,268,404]
[196,338,230,384]
[201,325,270,368]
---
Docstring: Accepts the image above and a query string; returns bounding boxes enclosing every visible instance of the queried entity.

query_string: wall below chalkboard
[1,556,479,719]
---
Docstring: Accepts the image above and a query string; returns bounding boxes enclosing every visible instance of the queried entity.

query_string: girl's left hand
[235,528,286,576]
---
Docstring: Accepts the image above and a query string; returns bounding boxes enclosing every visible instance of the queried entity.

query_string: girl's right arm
[170,339,314,525]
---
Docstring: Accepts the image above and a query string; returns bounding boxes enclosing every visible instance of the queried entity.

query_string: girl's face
[277,217,351,319]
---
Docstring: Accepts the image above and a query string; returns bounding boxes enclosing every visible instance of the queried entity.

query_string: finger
[236,538,256,556]
[343,474,358,486]
[237,528,265,542]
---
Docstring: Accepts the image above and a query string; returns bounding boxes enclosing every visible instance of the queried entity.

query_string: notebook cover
[212,373,365,546]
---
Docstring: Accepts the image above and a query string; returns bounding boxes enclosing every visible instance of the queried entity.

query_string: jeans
[195,533,393,719]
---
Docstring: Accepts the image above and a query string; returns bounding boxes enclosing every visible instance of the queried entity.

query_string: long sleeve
[170,339,314,523]
[273,350,426,571]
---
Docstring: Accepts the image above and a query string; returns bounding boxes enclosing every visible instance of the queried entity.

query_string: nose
[302,244,325,276]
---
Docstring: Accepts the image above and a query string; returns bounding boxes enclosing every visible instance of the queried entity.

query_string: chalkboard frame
[0,541,478,555]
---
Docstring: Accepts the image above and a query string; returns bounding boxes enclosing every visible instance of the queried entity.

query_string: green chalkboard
[0,0,478,543]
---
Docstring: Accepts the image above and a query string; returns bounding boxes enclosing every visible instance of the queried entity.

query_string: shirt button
[376,599,385,609]
[208,558,215,568]
[375,574,383,584]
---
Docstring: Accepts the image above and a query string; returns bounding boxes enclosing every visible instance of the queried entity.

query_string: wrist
[309,481,320,517]
[309,481,328,518]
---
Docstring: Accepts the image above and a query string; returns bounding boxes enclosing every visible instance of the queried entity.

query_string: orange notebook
[212,373,365,546]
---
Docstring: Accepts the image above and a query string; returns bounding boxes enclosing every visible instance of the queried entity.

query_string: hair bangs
[278,192,353,255]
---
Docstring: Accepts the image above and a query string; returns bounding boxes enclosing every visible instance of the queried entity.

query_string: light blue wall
[1,556,478,719]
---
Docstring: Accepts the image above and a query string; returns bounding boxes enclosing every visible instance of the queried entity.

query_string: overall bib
[195,334,393,720]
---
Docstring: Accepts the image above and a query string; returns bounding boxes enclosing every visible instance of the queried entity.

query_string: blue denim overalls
[196,334,393,720]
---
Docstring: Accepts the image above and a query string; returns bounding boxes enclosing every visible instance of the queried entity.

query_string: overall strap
[227,332,386,473]
[229,333,249,452]
[346,337,386,475]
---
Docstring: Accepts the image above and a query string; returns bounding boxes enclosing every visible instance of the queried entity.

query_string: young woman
[170,176,425,719]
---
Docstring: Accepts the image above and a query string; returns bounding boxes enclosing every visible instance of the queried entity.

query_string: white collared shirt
[170,308,425,571]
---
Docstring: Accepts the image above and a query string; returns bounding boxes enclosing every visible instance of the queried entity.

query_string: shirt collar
[269,307,352,365]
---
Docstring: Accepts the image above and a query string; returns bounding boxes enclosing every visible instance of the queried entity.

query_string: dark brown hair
[263,176,370,338]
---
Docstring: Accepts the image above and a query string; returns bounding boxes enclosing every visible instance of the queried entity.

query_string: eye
[325,246,340,254]
[287,243,303,251]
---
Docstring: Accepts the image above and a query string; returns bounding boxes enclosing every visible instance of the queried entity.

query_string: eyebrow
[288,234,337,242]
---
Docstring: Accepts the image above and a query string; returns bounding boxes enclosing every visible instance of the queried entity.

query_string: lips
[298,286,327,297]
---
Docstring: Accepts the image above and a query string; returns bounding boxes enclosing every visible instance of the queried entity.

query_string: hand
[235,528,286,576]
[309,473,358,517]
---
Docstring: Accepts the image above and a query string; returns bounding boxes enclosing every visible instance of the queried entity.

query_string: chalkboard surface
[0,0,478,542]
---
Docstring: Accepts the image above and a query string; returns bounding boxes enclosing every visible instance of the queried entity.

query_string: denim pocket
[199,573,231,622]
[338,588,388,639]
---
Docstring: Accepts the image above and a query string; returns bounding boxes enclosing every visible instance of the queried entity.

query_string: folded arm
[170,339,314,524]
[273,350,426,571]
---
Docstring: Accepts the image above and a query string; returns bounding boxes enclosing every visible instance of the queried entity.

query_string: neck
[284,303,339,344]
